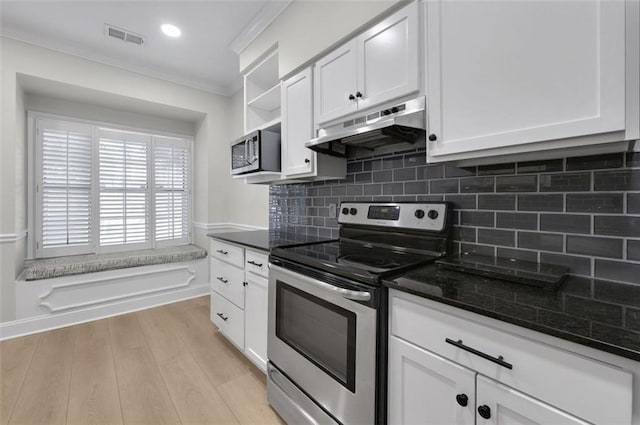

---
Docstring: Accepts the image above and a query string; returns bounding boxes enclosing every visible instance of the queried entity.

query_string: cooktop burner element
[338,254,402,271]
[270,202,451,285]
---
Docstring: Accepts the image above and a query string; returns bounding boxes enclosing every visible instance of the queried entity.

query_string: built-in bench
[23,245,207,280]
[5,245,209,340]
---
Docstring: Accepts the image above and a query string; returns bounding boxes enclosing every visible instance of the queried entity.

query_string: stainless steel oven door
[268,264,376,425]
[231,138,259,175]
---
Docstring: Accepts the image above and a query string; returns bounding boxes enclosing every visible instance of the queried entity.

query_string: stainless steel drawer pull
[445,338,513,370]
[247,260,263,267]
[216,249,228,255]
[216,276,228,284]
[216,312,228,321]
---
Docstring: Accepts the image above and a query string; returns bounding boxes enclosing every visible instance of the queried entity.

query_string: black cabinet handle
[456,394,468,407]
[243,281,248,287]
[445,338,513,369]
[304,158,310,164]
[428,134,437,142]
[216,249,228,255]
[248,260,263,267]
[348,94,356,101]
[477,405,491,419]
[216,312,228,321]
[216,276,228,284]
[356,91,363,98]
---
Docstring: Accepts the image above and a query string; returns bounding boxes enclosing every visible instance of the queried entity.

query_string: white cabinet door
[282,67,315,177]
[476,375,588,425]
[314,39,358,124]
[426,0,626,160]
[388,336,476,425]
[357,1,419,111]
[244,272,268,372]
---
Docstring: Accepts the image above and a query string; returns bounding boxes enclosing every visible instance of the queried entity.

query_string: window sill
[23,245,207,281]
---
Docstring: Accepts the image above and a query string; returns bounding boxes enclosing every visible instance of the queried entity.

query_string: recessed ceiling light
[161,24,181,38]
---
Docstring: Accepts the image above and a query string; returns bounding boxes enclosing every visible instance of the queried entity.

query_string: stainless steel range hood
[305,97,426,158]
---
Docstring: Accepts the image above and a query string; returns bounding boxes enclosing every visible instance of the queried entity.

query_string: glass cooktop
[271,239,443,285]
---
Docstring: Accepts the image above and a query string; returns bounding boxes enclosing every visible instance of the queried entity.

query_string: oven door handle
[273,264,372,302]
[315,280,371,302]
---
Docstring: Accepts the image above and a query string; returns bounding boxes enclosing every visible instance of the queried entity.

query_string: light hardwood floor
[0,296,285,425]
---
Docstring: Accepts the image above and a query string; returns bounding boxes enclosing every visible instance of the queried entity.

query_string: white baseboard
[0,283,209,341]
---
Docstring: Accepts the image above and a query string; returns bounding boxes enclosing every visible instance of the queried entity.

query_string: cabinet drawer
[210,258,245,309]
[210,239,244,268]
[390,290,633,425]
[210,290,244,350]
[246,250,269,278]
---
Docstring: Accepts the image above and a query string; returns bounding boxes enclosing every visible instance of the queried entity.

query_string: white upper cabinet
[314,40,359,124]
[426,0,635,161]
[282,67,346,180]
[314,1,420,125]
[282,67,315,176]
[357,2,419,111]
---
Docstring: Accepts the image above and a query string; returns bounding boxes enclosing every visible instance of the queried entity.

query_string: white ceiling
[0,1,279,96]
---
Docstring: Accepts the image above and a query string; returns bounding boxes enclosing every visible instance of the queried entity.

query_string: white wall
[24,93,198,137]
[240,0,400,78]
[0,36,271,322]
[224,89,270,228]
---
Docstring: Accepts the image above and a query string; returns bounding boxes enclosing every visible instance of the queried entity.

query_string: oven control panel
[338,202,447,232]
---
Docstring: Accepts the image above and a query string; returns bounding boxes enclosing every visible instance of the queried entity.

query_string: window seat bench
[7,245,209,339]
[23,245,207,281]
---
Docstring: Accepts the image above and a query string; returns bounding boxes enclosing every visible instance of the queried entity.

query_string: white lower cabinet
[211,290,245,350]
[476,375,587,425]
[209,239,269,373]
[244,272,268,371]
[389,336,476,425]
[388,289,634,425]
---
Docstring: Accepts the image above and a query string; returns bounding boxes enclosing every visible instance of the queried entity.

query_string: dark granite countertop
[384,263,640,362]
[207,230,333,252]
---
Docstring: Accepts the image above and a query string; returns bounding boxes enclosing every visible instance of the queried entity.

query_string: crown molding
[229,0,292,55]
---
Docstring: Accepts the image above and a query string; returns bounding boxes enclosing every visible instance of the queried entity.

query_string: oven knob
[350,208,358,215]
[427,210,439,220]
[342,207,349,215]
[414,209,425,219]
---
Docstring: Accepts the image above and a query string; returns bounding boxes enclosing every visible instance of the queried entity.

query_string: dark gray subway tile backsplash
[270,148,640,285]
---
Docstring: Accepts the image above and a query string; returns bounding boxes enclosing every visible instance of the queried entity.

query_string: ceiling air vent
[104,24,145,46]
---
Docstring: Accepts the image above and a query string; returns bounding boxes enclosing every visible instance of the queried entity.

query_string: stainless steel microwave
[230,130,281,175]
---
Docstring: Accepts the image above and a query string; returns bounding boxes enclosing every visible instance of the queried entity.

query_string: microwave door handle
[245,141,249,164]
[251,140,257,164]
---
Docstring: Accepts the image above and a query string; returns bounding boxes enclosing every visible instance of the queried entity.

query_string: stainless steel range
[267,202,451,425]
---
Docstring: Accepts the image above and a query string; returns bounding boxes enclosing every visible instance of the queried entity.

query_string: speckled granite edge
[23,245,207,281]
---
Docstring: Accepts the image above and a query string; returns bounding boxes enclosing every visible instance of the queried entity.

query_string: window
[32,115,192,258]
[154,137,190,246]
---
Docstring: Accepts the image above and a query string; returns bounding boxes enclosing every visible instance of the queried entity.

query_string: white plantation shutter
[154,136,190,246]
[99,129,151,250]
[37,119,93,257]
[32,114,193,258]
